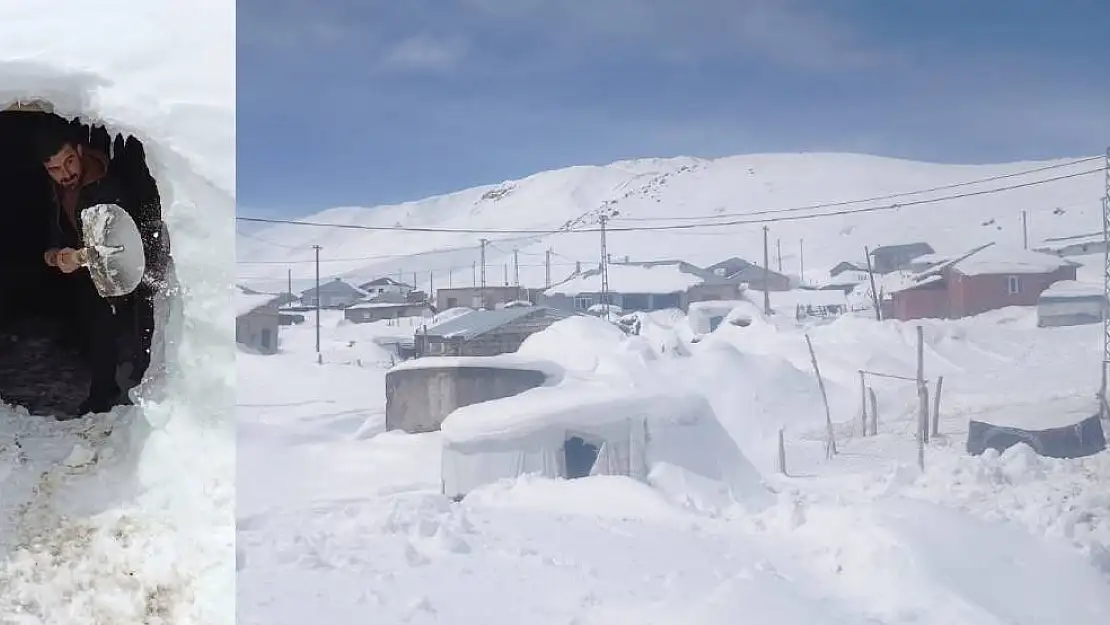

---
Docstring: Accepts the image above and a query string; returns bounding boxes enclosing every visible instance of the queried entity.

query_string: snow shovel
[75,203,147,297]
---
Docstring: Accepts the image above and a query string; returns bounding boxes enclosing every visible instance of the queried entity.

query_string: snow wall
[0,3,234,624]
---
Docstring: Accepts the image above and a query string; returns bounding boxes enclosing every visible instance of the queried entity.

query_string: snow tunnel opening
[0,102,169,418]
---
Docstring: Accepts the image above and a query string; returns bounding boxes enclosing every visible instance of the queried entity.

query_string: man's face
[44,143,83,188]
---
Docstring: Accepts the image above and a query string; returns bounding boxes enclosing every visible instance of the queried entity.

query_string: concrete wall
[385,365,548,433]
[236,308,279,354]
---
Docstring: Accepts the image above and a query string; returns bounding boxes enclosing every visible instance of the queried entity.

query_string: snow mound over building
[440,384,771,512]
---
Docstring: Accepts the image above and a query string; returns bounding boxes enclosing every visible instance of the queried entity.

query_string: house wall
[436,286,529,310]
[384,366,549,433]
[421,309,565,357]
[1037,296,1105,327]
[543,290,688,313]
[948,266,1076,318]
[891,285,950,320]
[688,283,742,303]
[236,308,279,354]
[344,305,425,324]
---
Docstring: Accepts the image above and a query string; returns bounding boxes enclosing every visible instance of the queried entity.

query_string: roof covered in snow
[419,306,573,340]
[545,261,710,296]
[950,246,1072,277]
[1039,280,1106,300]
[236,289,281,317]
[388,354,565,379]
[300,278,367,297]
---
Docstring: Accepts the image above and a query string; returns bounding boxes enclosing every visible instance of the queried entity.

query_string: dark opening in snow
[0,109,165,418]
[564,435,600,479]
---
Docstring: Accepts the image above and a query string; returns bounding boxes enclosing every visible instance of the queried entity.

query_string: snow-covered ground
[0,3,234,623]
[239,300,1110,623]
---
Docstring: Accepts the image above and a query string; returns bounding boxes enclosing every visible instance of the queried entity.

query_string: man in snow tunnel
[0,110,169,417]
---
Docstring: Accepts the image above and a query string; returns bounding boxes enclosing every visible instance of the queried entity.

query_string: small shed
[236,289,281,354]
[384,354,563,433]
[870,242,935,274]
[416,306,576,357]
[439,385,771,506]
[1037,281,1106,328]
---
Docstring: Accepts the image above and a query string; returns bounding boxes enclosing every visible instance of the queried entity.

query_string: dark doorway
[0,109,164,417]
[564,435,601,479]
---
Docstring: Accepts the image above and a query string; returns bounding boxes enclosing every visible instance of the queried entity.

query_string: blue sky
[237,0,1109,218]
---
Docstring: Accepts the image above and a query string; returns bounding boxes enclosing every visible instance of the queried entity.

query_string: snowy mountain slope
[237,153,1105,294]
[0,2,234,623]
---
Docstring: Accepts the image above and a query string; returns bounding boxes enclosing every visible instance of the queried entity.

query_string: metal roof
[420,306,571,340]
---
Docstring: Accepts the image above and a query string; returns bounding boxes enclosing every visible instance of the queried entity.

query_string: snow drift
[0,3,234,623]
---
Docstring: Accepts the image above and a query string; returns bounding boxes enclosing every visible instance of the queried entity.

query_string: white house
[236,288,281,354]
[358,276,414,299]
[299,278,366,308]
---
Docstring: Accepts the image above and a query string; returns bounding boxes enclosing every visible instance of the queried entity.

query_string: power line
[235,167,1104,236]
[615,156,1104,222]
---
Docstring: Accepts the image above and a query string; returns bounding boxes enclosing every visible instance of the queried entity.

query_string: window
[260,328,273,349]
[1007,276,1021,295]
[447,297,458,308]
[573,296,592,310]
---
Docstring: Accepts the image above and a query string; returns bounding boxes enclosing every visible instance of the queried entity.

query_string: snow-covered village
[235,151,1110,624]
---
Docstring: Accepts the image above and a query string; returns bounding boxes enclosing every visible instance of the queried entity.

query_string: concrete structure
[889,245,1078,321]
[236,289,281,354]
[416,306,573,357]
[436,285,531,311]
[299,278,365,308]
[542,260,740,313]
[384,356,556,433]
[705,257,792,291]
[1037,281,1106,328]
[869,242,935,274]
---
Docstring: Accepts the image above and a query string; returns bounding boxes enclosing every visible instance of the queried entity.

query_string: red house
[890,245,1078,320]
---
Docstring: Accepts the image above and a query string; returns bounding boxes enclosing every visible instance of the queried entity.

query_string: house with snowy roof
[298,278,366,309]
[357,276,414,299]
[704,257,793,291]
[542,260,740,313]
[414,305,575,357]
[869,242,935,274]
[888,243,1079,321]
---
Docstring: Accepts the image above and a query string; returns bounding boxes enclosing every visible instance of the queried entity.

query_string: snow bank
[516,315,626,372]
[440,385,771,509]
[0,3,234,623]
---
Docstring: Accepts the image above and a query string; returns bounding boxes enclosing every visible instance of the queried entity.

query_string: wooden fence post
[805,334,837,458]
[868,387,879,436]
[932,375,944,437]
[859,370,868,436]
[916,325,926,469]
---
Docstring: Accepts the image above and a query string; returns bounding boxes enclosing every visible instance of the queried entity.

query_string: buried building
[0,104,175,417]
[438,384,771,508]
[384,354,564,433]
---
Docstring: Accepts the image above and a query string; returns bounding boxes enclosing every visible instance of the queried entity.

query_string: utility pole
[799,239,805,283]
[513,248,520,286]
[503,263,508,286]
[471,262,475,287]
[545,248,552,288]
[599,215,610,308]
[479,238,488,308]
[762,226,771,316]
[776,238,782,272]
[1101,147,1110,419]
[287,268,292,297]
[312,245,321,354]
[1022,210,1029,250]
[429,271,434,302]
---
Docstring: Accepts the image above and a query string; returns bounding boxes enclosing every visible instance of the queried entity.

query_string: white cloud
[378,34,470,73]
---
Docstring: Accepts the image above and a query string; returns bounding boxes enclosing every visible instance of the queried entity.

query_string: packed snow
[0,3,234,623]
[240,303,1110,624]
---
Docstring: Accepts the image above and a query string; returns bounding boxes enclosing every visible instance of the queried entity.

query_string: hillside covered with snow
[237,153,1105,294]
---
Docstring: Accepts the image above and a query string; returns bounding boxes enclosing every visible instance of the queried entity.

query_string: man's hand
[45,247,82,273]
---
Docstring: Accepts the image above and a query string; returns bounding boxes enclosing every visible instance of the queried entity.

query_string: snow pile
[908,444,1110,574]
[0,3,234,623]
[516,315,627,372]
[1041,279,1105,299]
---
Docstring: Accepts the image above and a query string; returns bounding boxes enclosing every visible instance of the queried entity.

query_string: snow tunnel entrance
[0,105,167,418]
[564,435,601,479]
